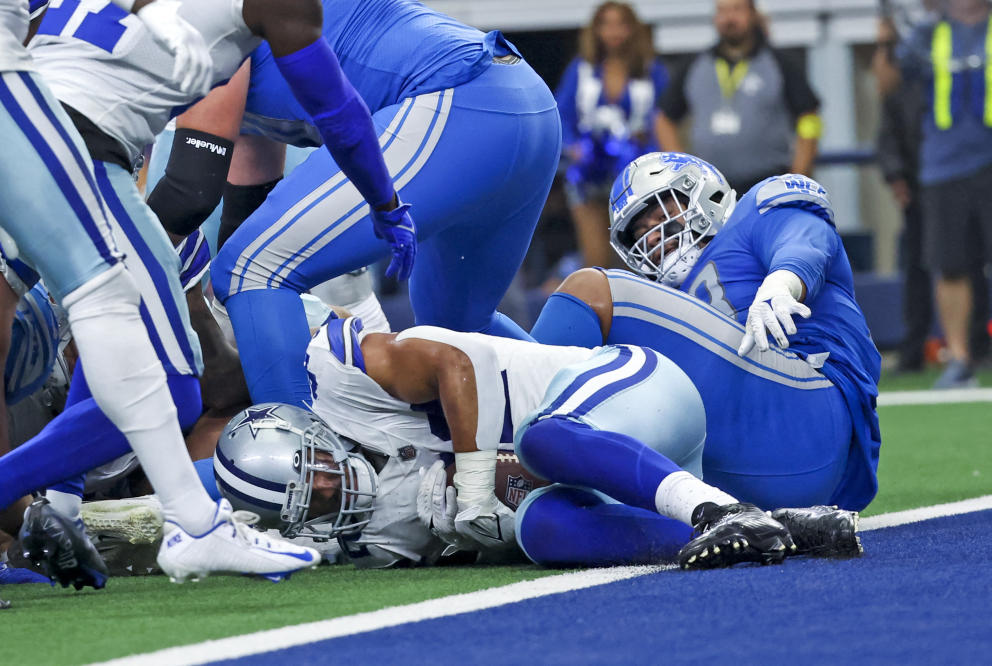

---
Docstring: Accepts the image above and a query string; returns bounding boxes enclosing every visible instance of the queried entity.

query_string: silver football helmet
[213,403,377,541]
[609,152,736,287]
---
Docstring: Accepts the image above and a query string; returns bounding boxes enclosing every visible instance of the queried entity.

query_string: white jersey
[29,0,260,161]
[0,0,36,72]
[338,446,445,569]
[306,317,598,457]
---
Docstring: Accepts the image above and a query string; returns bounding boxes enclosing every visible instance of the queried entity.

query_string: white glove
[453,494,517,552]
[135,0,213,97]
[416,461,477,556]
[738,270,811,356]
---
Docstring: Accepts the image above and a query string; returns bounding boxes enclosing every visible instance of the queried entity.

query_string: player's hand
[738,271,811,356]
[416,461,478,555]
[136,0,213,97]
[370,199,416,281]
[453,493,516,553]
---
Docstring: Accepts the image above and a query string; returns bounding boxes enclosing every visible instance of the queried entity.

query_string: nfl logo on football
[504,475,534,510]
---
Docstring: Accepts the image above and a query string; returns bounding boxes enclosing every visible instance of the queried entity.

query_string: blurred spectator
[655,0,821,194]
[898,0,992,387]
[876,14,990,373]
[556,2,668,268]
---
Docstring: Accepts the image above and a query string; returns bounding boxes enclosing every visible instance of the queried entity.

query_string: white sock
[45,490,82,523]
[63,266,215,534]
[654,471,738,526]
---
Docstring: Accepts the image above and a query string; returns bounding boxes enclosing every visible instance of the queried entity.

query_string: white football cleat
[157,499,319,583]
[81,495,164,545]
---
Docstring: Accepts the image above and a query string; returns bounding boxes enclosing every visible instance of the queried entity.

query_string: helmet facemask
[620,186,710,287]
[281,424,378,542]
[609,152,736,287]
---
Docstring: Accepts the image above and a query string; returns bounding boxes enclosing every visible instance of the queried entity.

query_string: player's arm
[364,331,516,551]
[241,0,416,280]
[111,0,213,96]
[738,179,838,356]
[654,58,690,152]
[146,61,251,243]
[772,49,822,177]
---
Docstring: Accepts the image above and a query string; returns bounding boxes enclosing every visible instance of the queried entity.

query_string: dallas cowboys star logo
[228,405,284,439]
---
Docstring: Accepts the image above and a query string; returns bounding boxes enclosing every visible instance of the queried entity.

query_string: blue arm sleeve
[555,59,581,148]
[274,39,394,208]
[751,210,839,302]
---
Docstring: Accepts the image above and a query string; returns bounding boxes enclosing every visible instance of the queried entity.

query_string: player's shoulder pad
[754,174,835,226]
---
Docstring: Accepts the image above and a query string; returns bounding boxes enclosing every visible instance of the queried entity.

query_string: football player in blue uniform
[149,0,561,410]
[530,152,882,512]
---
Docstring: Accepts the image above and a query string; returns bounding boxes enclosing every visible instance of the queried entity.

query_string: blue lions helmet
[609,152,736,287]
[213,403,377,541]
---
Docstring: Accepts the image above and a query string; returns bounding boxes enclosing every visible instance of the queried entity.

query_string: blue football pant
[213,61,560,406]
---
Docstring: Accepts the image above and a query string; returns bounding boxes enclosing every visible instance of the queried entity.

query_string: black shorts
[921,165,992,276]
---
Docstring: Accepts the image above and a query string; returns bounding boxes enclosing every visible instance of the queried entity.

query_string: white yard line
[860,495,992,531]
[877,387,992,406]
[94,495,992,666]
[94,565,670,666]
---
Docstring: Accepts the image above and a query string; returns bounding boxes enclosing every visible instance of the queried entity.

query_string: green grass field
[3,394,991,664]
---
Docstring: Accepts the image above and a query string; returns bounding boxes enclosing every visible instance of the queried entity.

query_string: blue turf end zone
[218,510,992,665]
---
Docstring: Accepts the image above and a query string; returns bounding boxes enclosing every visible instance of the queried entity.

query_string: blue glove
[371,201,417,281]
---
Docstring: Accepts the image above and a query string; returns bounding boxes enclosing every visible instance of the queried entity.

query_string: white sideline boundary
[859,495,992,530]
[95,496,992,666]
[877,387,992,406]
[94,565,670,666]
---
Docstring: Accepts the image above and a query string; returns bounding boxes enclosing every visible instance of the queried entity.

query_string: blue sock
[224,288,313,408]
[479,311,534,342]
[530,292,603,347]
[516,417,681,513]
[0,372,201,509]
[193,458,221,501]
[516,486,691,567]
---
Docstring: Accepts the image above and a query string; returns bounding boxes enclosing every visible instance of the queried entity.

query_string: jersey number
[37,0,129,53]
[686,262,735,317]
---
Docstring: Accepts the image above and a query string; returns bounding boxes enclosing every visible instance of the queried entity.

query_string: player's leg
[514,485,692,567]
[515,346,729,518]
[0,72,318,579]
[603,271,854,509]
[214,69,558,405]
[35,158,204,522]
[406,62,561,339]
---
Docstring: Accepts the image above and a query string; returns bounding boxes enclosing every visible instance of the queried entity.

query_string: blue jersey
[680,174,882,509]
[243,0,519,147]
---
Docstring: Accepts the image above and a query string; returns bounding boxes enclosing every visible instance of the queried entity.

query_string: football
[445,451,550,511]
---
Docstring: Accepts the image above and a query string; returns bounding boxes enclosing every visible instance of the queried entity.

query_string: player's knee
[515,484,603,567]
[63,264,140,317]
[515,417,572,478]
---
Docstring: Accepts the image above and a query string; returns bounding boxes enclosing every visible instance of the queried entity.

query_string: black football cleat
[19,497,109,590]
[678,502,797,570]
[771,505,863,558]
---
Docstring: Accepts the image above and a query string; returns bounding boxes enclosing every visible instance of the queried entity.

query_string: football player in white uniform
[0,0,319,589]
[3,0,415,537]
[213,315,831,570]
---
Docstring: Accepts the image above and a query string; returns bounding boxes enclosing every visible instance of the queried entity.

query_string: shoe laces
[227,510,273,549]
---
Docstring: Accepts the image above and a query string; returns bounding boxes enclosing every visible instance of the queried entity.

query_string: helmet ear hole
[709,190,725,204]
